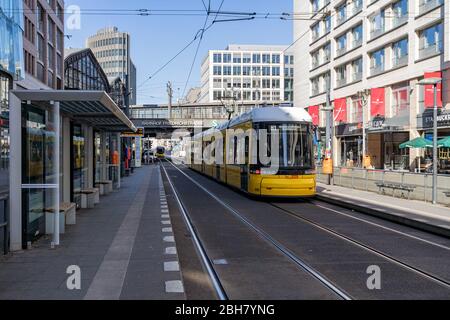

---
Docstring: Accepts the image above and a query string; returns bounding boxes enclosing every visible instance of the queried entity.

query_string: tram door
[240,137,249,191]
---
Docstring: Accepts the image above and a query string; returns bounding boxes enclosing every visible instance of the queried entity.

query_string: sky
[65,0,293,105]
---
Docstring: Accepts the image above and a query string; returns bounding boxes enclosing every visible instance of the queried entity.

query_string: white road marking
[162,227,173,233]
[161,214,170,218]
[213,259,228,265]
[161,220,171,225]
[165,280,184,293]
[161,209,169,213]
[165,247,177,255]
[163,236,175,243]
[164,261,180,271]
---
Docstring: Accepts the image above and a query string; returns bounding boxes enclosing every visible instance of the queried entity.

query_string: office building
[86,27,137,104]
[200,44,295,103]
[294,0,449,171]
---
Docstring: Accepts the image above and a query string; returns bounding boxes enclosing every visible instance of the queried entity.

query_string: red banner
[424,71,442,108]
[370,87,385,117]
[333,98,347,123]
[307,105,319,126]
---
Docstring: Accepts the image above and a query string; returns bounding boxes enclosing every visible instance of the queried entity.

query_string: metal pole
[432,84,438,204]
[53,102,60,246]
[362,98,366,167]
[325,91,332,185]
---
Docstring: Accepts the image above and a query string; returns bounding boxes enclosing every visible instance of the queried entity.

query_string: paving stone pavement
[0,164,185,300]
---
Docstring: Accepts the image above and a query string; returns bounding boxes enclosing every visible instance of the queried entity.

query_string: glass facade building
[0,0,24,196]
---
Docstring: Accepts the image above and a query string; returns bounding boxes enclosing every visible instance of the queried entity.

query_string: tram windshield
[257,123,313,169]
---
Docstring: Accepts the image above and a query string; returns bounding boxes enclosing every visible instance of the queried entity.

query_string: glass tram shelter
[8,90,136,251]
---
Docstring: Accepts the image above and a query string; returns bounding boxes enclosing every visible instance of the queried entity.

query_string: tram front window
[258,123,313,170]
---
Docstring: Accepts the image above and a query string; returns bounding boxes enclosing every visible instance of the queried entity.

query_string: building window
[262,66,270,76]
[262,54,271,64]
[223,53,231,63]
[336,2,347,25]
[391,83,410,117]
[223,66,231,75]
[243,54,251,63]
[312,22,321,41]
[233,66,241,75]
[243,66,251,76]
[233,54,241,63]
[271,54,280,64]
[37,34,45,62]
[352,0,363,15]
[272,79,280,89]
[311,50,320,68]
[37,3,45,32]
[272,67,280,76]
[370,48,385,75]
[252,66,261,76]
[252,54,261,63]
[392,38,408,67]
[352,24,363,48]
[351,57,363,81]
[370,10,385,39]
[336,65,346,87]
[419,23,443,59]
[213,53,222,63]
[213,66,221,75]
[311,77,320,95]
[392,0,408,27]
[213,78,222,88]
[324,14,331,33]
[351,97,363,123]
[336,34,347,56]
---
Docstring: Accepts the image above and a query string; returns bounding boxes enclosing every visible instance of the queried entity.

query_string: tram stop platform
[316,183,450,238]
[0,165,185,300]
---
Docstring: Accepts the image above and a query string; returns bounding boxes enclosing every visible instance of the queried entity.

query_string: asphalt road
[161,161,450,300]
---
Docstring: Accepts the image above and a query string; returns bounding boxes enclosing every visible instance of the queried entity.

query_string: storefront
[335,122,363,167]
[0,72,12,193]
[9,90,135,250]
[417,108,450,173]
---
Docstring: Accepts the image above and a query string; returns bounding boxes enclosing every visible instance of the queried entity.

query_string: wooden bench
[375,181,416,199]
[95,180,113,195]
[44,202,77,234]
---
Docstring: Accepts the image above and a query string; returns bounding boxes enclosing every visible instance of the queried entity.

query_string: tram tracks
[162,160,351,300]
[161,160,450,299]
[270,202,450,290]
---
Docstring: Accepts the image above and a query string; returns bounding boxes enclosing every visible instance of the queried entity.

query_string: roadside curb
[315,193,450,239]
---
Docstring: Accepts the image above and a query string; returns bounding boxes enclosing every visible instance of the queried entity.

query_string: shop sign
[418,109,450,129]
[370,88,385,117]
[369,116,385,130]
[333,98,347,123]
[335,122,362,136]
[135,119,204,128]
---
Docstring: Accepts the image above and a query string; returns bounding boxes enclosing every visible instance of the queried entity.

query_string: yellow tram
[186,107,316,197]
[156,146,166,159]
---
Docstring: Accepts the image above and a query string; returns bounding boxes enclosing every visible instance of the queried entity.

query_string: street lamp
[357,89,371,168]
[417,77,442,204]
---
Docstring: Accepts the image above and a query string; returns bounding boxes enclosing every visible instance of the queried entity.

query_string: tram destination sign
[121,127,144,137]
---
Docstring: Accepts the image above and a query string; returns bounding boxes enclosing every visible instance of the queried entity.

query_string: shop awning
[438,137,450,148]
[399,137,433,149]
[10,90,136,132]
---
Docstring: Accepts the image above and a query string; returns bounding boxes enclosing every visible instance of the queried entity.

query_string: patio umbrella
[438,136,450,148]
[399,137,433,172]
[399,137,433,149]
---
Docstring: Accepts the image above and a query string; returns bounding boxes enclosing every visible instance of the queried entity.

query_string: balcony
[370,64,385,76]
[393,55,408,67]
[336,47,347,57]
[419,43,442,59]
[352,39,362,49]
[352,72,362,82]
[419,0,444,15]
[336,78,347,87]
[393,15,408,28]
[370,26,385,39]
